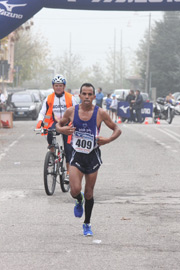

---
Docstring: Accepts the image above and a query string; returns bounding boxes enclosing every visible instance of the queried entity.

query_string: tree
[14,24,50,87]
[54,52,83,89]
[87,62,105,89]
[105,47,132,91]
[137,11,180,97]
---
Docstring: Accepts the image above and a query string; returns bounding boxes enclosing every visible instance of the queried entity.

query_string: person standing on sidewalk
[110,94,118,122]
[132,90,143,123]
[56,83,121,236]
[105,93,112,116]
[126,90,135,122]
[95,87,104,107]
[0,89,7,112]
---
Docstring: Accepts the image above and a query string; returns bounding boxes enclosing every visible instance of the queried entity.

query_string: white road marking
[9,140,18,148]
[163,128,180,139]
[0,134,25,162]
[125,125,180,153]
[155,128,180,143]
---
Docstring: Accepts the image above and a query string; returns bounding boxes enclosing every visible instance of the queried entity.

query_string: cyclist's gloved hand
[36,120,43,129]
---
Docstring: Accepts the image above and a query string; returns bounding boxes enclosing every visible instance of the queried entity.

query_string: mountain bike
[35,128,70,195]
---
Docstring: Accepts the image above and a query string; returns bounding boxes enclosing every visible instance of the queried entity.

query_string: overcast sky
[32,8,163,69]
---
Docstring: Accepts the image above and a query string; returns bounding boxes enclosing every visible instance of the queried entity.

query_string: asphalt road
[0,116,180,270]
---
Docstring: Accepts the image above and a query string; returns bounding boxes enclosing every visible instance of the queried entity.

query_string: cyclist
[36,74,77,174]
[56,83,121,236]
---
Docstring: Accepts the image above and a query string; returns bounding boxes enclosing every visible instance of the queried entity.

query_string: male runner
[56,83,121,236]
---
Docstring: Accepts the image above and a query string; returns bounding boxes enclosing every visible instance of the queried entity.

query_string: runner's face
[80,86,95,105]
[53,83,65,95]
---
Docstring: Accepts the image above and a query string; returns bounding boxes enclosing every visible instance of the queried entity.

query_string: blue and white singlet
[72,105,101,154]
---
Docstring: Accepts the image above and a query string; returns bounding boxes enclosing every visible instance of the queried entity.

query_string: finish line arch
[0,0,180,39]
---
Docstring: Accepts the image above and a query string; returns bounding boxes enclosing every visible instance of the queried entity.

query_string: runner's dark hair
[80,83,95,94]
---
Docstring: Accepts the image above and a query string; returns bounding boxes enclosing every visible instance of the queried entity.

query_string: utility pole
[113,28,116,87]
[120,29,123,88]
[145,13,151,94]
[69,32,72,84]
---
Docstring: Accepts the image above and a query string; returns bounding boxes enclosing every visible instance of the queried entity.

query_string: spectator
[95,87,104,107]
[105,94,112,115]
[0,89,7,112]
[110,94,118,122]
[67,89,72,94]
[166,92,175,104]
[131,90,143,123]
[126,90,135,122]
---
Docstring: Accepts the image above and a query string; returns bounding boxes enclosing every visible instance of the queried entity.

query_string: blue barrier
[117,101,153,118]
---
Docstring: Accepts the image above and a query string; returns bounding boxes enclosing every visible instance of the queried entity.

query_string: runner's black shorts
[70,147,102,174]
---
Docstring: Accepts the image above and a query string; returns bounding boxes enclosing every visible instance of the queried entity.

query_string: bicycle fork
[54,147,63,175]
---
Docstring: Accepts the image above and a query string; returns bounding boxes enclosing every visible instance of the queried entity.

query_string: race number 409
[76,139,92,150]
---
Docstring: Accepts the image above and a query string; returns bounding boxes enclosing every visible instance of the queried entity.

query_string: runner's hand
[96,136,110,146]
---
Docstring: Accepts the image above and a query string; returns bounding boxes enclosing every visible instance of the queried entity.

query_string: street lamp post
[145,13,151,94]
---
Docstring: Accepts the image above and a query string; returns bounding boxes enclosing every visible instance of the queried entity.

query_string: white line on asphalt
[0,134,25,162]
[0,153,6,161]
[156,128,180,143]
[163,128,180,139]
[160,142,165,146]
[124,125,178,153]
[9,140,18,148]
[165,145,171,149]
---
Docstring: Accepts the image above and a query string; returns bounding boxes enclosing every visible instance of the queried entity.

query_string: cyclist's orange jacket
[43,92,73,129]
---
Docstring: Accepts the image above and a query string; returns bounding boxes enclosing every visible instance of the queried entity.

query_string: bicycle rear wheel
[44,151,56,195]
[59,152,70,193]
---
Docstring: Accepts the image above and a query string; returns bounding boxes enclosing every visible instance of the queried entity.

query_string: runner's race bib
[72,131,94,154]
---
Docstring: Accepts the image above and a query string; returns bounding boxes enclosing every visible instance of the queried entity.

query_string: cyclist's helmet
[52,74,66,85]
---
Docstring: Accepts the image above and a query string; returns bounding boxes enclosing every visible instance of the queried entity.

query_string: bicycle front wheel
[44,151,57,195]
[59,152,70,193]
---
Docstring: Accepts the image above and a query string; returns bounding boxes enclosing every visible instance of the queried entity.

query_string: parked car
[40,89,54,98]
[113,89,130,101]
[103,89,130,105]
[172,92,180,100]
[103,90,150,105]
[141,92,150,102]
[6,91,41,120]
[172,94,180,115]
[25,89,44,112]
[26,89,45,103]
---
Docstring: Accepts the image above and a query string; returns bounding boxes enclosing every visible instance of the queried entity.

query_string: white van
[113,89,130,101]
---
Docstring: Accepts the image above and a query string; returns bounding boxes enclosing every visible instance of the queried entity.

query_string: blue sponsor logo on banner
[141,102,153,117]
[0,1,27,19]
[118,102,130,118]
[0,0,43,39]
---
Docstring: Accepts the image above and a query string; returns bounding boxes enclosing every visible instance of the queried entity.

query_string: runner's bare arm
[56,107,76,135]
[96,109,121,146]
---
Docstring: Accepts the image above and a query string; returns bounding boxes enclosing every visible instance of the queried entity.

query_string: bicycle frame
[34,127,70,195]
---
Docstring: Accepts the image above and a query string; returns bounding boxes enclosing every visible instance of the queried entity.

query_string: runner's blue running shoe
[83,223,93,236]
[74,192,84,218]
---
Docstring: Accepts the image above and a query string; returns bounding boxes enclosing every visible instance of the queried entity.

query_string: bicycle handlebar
[34,128,57,135]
